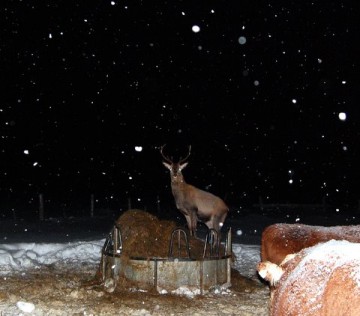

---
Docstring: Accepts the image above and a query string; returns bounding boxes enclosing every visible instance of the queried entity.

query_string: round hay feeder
[100,225,232,294]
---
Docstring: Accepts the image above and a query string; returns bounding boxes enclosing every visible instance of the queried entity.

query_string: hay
[115,209,221,259]
[115,209,177,258]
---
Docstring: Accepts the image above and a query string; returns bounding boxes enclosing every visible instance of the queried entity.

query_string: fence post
[156,195,161,214]
[258,196,264,211]
[90,194,95,218]
[39,193,44,221]
[127,197,132,210]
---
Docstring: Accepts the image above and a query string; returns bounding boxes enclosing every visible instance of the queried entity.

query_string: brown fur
[266,241,360,316]
[321,264,360,316]
[261,223,360,265]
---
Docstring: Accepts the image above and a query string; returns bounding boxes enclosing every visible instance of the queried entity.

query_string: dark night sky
[1,1,359,217]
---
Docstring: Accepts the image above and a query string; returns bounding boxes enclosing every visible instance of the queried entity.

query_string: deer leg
[183,212,197,237]
[206,217,221,245]
[184,215,193,236]
[210,212,227,232]
[219,211,228,228]
[206,217,218,232]
[190,213,198,238]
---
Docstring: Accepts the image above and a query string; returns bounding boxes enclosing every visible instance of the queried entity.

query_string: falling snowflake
[238,36,246,45]
[192,25,200,33]
[338,112,346,121]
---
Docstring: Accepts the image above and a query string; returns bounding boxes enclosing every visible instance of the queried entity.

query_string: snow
[0,215,268,314]
[338,112,347,121]
[304,239,360,262]
[232,244,261,278]
[0,240,104,274]
[0,240,260,278]
[192,25,200,33]
[0,239,260,279]
[238,36,247,45]
[16,301,35,313]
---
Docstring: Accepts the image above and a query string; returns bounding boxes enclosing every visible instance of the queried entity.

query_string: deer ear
[162,162,172,170]
[179,162,188,171]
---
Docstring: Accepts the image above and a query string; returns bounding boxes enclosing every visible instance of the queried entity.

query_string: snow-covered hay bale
[258,240,360,316]
[261,223,360,265]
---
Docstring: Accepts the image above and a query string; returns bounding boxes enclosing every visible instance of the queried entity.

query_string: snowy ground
[0,224,269,315]
[1,207,358,315]
[0,239,260,280]
[0,239,269,315]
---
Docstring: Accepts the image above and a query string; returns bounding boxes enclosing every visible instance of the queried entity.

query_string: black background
[1,1,359,219]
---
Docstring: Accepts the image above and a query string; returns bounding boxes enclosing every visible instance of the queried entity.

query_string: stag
[161,145,228,238]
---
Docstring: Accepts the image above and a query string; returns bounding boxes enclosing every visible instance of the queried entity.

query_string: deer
[160,145,229,240]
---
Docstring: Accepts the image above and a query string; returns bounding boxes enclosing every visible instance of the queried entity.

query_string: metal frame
[101,225,232,293]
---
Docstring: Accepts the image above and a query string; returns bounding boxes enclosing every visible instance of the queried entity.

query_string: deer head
[160,145,191,183]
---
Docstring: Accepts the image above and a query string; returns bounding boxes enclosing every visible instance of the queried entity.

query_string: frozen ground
[0,207,358,315]
[0,238,268,315]
[0,211,268,315]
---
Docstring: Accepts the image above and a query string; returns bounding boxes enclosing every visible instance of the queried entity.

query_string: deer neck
[170,174,186,189]
[170,175,187,203]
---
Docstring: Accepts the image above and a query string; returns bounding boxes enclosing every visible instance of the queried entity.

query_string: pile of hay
[115,209,216,259]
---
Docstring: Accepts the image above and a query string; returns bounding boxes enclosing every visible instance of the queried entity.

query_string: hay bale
[115,209,177,258]
[115,209,220,259]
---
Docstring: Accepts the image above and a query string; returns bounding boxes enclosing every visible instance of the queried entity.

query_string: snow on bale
[261,223,360,265]
[258,240,360,316]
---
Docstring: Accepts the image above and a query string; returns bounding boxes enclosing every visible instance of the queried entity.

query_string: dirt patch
[0,265,269,315]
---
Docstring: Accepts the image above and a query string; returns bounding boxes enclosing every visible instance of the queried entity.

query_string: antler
[160,144,173,163]
[179,145,191,164]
